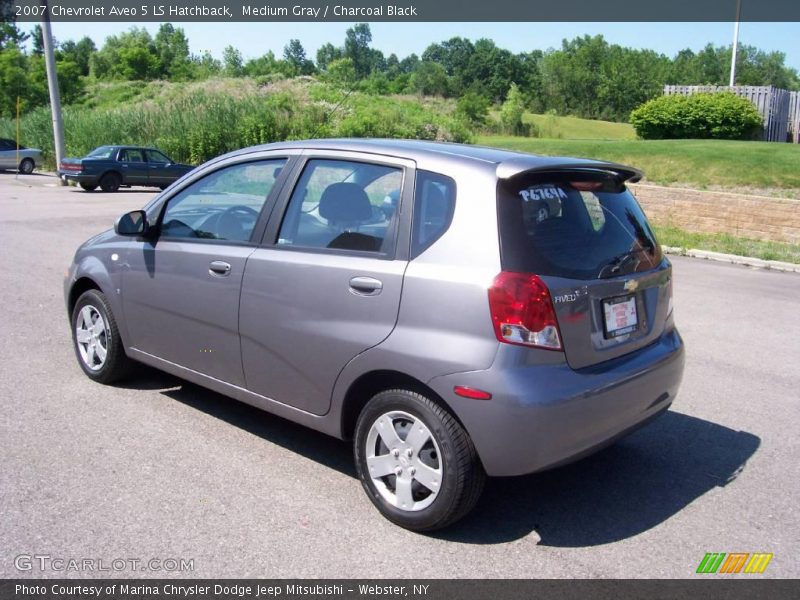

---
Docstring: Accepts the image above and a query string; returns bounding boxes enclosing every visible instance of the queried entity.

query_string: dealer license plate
[603,295,638,338]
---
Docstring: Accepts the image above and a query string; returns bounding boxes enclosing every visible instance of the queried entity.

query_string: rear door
[239,152,414,415]
[497,170,673,369]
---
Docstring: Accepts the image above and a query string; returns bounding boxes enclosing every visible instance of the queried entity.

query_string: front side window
[147,150,171,164]
[277,159,402,253]
[160,159,286,243]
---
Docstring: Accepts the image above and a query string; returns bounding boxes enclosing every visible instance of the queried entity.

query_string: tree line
[1,19,798,123]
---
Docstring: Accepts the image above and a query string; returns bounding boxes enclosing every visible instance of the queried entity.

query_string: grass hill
[1,76,798,195]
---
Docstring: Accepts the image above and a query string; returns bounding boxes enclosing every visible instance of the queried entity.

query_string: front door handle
[209,261,231,276]
[349,276,383,296]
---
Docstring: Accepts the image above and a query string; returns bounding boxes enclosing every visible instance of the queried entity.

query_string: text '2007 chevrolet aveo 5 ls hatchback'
[65,139,684,531]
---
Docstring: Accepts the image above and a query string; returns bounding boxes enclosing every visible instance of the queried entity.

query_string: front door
[145,149,177,187]
[240,155,413,415]
[121,158,288,385]
[117,148,149,185]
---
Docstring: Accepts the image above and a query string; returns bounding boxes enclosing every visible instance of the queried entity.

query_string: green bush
[630,93,763,140]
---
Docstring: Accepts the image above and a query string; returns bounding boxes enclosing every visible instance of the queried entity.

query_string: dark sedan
[58,146,194,192]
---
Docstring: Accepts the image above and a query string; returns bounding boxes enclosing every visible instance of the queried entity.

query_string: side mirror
[115,210,149,236]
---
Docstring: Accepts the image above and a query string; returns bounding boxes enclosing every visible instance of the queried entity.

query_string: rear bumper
[58,172,96,184]
[427,328,685,476]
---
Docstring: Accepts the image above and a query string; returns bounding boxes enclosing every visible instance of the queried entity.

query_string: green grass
[654,224,800,264]
[523,112,636,140]
[476,136,800,194]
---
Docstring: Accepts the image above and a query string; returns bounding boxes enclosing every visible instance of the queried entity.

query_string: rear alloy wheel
[99,172,121,193]
[71,289,131,384]
[80,183,98,192]
[354,389,485,531]
[18,158,34,175]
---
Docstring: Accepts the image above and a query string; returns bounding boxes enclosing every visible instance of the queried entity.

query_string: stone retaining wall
[630,184,800,244]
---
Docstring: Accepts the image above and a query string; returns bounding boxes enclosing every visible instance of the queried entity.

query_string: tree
[344,23,373,78]
[0,44,28,117]
[410,61,450,96]
[91,27,160,80]
[31,25,44,56]
[222,45,244,77]
[283,39,314,76]
[155,23,192,79]
[0,13,29,50]
[316,42,342,71]
[58,37,96,77]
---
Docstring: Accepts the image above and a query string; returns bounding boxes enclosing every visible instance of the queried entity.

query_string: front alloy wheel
[75,305,108,371]
[71,289,131,384]
[354,389,485,531]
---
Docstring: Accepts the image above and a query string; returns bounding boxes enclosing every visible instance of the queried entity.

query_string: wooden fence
[664,85,800,143]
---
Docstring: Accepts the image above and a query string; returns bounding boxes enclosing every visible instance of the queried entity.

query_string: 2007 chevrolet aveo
[65,139,684,531]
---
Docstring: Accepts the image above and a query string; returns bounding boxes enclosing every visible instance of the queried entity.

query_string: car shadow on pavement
[125,370,760,546]
[438,410,760,546]
[135,371,358,478]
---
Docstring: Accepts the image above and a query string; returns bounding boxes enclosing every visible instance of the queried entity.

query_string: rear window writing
[498,174,662,280]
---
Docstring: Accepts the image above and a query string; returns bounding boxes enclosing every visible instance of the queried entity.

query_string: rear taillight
[488,272,562,351]
[60,163,81,171]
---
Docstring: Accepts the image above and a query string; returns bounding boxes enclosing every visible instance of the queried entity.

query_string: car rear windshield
[497,171,663,280]
[88,147,116,159]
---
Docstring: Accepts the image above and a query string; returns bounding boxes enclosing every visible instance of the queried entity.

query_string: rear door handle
[349,276,383,296]
[209,261,231,276]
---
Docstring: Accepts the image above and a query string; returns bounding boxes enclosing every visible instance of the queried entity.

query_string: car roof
[228,138,642,182]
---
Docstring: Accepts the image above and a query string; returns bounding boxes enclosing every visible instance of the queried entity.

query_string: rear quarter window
[411,170,456,258]
[498,172,662,280]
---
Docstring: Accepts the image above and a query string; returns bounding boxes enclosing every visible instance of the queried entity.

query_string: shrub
[500,83,531,136]
[455,92,490,126]
[630,93,763,140]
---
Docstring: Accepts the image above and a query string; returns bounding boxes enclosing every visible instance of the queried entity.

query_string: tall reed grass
[0,79,473,168]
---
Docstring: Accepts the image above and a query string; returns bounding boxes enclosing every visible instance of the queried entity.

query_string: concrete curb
[662,246,800,273]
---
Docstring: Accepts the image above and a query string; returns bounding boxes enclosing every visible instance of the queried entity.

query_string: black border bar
[5,0,800,22]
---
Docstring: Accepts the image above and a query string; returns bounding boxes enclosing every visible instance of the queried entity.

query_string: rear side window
[498,172,662,280]
[411,170,456,258]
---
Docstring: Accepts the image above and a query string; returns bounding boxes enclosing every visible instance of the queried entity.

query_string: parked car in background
[58,145,194,192]
[64,139,684,531]
[0,138,42,174]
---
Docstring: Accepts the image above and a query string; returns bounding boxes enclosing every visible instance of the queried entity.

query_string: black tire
[99,172,121,193]
[19,158,34,174]
[71,289,131,384]
[354,389,485,531]
[80,183,98,192]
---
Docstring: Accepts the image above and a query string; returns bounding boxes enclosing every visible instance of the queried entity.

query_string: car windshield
[497,171,662,280]
[87,146,116,159]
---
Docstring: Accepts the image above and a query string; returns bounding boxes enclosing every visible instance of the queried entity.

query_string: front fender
[66,243,131,350]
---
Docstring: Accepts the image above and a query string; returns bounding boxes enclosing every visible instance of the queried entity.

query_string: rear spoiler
[496,157,643,184]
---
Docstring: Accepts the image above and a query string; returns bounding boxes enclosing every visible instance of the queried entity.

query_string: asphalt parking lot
[1,172,798,578]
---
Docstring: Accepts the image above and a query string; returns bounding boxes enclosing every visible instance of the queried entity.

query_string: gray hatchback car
[65,139,684,531]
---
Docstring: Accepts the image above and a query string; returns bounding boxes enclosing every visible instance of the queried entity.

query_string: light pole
[729,0,742,87]
[40,0,67,184]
